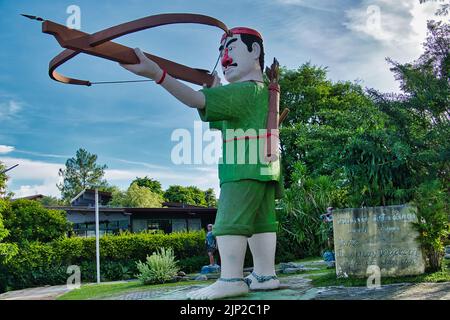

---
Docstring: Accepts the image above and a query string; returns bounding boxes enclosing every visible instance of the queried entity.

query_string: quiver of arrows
[264,58,281,163]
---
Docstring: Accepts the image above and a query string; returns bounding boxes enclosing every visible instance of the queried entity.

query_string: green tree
[0,200,18,263]
[126,183,163,208]
[38,196,65,206]
[0,199,72,243]
[381,21,449,186]
[107,186,127,207]
[163,185,207,206]
[279,64,384,181]
[57,148,108,201]
[131,176,163,195]
[376,20,450,269]
[204,188,217,207]
[109,183,163,208]
[419,0,449,16]
[278,162,347,257]
[0,161,9,198]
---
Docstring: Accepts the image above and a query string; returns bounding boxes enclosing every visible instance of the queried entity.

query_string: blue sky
[0,0,443,198]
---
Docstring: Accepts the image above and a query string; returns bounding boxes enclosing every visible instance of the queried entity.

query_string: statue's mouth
[223,63,238,74]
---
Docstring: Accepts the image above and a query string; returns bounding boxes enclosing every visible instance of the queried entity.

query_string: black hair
[239,33,265,72]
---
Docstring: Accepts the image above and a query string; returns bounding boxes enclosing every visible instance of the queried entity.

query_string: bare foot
[186,279,249,300]
[245,273,280,291]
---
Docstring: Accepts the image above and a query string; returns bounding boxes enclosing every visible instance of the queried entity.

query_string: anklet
[218,277,250,287]
[251,272,278,283]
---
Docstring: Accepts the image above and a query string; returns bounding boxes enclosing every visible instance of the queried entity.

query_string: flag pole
[95,188,101,284]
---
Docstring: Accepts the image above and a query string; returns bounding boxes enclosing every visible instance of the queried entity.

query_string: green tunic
[198,81,283,236]
[198,81,282,196]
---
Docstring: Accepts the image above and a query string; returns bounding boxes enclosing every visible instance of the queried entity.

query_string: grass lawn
[308,259,450,287]
[58,256,325,300]
[58,257,450,299]
[57,279,215,300]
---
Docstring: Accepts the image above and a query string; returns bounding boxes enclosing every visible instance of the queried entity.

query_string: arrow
[21,14,44,22]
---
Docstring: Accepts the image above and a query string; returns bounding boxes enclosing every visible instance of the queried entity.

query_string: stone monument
[333,204,425,277]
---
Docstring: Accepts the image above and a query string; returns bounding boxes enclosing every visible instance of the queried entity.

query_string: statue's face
[220,34,261,83]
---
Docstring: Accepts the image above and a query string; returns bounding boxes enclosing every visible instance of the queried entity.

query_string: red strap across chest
[223,131,279,143]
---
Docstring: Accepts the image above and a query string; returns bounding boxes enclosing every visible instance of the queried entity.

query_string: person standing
[206,224,217,266]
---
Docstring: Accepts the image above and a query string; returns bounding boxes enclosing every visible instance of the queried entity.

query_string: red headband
[221,27,263,43]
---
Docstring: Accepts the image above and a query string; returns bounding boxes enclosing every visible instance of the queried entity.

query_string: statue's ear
[251,42,261,61]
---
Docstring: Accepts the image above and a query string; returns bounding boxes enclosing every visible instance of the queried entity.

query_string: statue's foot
[245,272,280,291]
[186,278,249,300]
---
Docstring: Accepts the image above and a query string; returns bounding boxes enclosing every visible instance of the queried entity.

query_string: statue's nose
[221,48,233,68]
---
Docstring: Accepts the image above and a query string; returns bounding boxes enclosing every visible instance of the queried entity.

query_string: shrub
[0,230,208,293]
[277,162,345,258]
[412,180,450,272]
[178,255,209,274]
[0,199,72,243]
[136,247,179,284]
[0,202,18,264]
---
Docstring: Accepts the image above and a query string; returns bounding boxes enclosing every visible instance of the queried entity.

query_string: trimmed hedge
[0,229,302,293]
[0,231,210,293]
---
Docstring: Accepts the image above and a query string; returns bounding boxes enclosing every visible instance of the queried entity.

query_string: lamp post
[0,164,19,175]
[95,188,101,284]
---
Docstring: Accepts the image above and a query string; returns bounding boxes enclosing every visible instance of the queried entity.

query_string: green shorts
[213,179,279,237]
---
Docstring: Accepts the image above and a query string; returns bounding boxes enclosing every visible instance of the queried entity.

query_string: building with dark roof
[47,189,217,237]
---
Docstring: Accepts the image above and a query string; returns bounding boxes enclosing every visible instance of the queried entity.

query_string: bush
[0,230,208,293]
[0,199,72,243]
[178,255,210,274]
[412,180,450,272]
[136,247,179,284]
[0,203,18,264]
[277,162,346,258]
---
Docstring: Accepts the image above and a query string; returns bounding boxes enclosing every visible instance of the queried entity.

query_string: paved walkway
[313,282,450,300]
[103,276,450,300]
[1,276,449,300]
[0,280,129,300]
[0,285,71,300]
[105,274,320,300]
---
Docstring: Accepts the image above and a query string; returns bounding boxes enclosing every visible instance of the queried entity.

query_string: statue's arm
[120,48,220,109]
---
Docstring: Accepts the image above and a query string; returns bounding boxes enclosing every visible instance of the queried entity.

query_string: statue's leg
[187,235,249,300]
[246,232,280,290]
[245,182,280,290]
[186,180,266,300]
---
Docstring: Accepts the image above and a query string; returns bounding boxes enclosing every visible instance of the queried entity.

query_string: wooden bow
[25,13,231,87]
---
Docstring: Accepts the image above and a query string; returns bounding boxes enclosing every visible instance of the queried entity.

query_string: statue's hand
[120,48,163,80]
[203,71,222,89]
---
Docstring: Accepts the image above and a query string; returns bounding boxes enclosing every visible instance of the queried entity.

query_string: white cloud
[274,0,444,92]
[0,99,23,120]
[13,150,70,159]
[344,0,444,48]
[0,157,62,181]
[0,156,63,198]
[0,145,14,154]
[13,184,61,199]
[275,0,336,12]
[1,156,219,199]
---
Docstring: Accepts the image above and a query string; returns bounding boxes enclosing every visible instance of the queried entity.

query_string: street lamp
[0,164,19,175]
[95,188,101,284]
